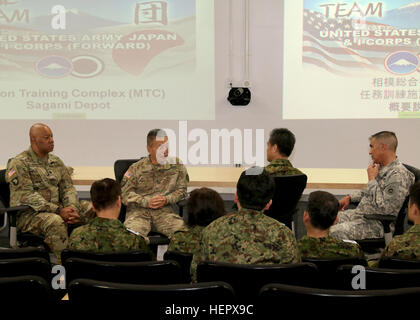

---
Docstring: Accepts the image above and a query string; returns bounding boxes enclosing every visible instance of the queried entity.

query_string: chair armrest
[364,214,396,233]
[0,205,30,214]
[176,199,188,217]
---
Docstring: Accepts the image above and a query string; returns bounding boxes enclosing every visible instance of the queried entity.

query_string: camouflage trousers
[124,204,187,241]
[17,200,95,264]
[329,209,384,240]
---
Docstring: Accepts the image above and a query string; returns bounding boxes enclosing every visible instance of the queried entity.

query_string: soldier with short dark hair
[121,129,188,241]
[330,131,415,240]
[381,181,420,260]
[68,178,151,254]
[190,167,300,281]
[298,191,364,259]
[6,123,93,263]
[265,128,303,176]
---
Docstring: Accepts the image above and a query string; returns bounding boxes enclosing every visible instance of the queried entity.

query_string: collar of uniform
[378,158,400,178]
[90,217,124,228]
[300,235,332,242]
[28,146,49,164]
[147,155,171,170]
[406,224,420,234]
[238,207,263,216]
[269,158,293,168]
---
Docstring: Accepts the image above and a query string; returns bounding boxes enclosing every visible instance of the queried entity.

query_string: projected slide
[0,0,214,120]
[283,0,420,119]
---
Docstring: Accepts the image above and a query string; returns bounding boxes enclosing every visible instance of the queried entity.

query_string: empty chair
[64,258,182,287]
[336,265,420,290]
[0,275,53,304]
[378,257,420,269]
[259,283,420,310]
[163,251,193,283]
[197,261,318,300]
[0,246,50,263]
[0,257,51,283]
[302,257,367,289]
[61,248,153,265]
[69,279,234,304]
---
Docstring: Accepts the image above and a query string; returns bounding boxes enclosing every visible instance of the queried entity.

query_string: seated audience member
[298,191,364,259]
[264,128,303,176]
[380,181,420,260]
[330,131,414,240]
[68,178,151,254]
[168,187,226,254]
[191,167,300,281]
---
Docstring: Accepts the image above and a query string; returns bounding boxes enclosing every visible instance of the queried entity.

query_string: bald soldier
[6,124,93,263]
[121,129,188,240]
[330,131,415,240]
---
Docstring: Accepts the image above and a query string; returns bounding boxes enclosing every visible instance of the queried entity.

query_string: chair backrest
[336,264,420,290]
[378,257,420,269]
[163,251,193,283]
[0,247,50,264]
[394,164,420,235]
[64,258,181,287]
[114,159,142,183]
[264,174,307,226]
[0,257,51,282]
[0,169,10,208]
[113,159,142,222]
[259,283,420,306]
[69,279,235,305]
[61,249,153,265]
[196,261,318,300]
[0,275,53,303]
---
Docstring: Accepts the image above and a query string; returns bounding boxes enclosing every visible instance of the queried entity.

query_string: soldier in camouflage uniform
[264,128,303,176]
[191,168,300,281]
[330,131,415,240]
[298,191,364,259]
[380,181,420,260]
[169,187,226,254]
[69,178,152,256]
[121,129,188,240]
[5,124,94,263]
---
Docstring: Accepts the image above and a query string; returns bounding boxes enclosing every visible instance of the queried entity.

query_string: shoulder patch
[126,228,139,236]
[11,177,19,186]
[8,168,16,178]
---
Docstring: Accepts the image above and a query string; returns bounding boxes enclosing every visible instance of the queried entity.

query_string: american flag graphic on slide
[302,8,418,76]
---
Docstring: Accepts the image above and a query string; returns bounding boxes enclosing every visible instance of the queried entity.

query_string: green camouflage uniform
[68,217,152,254]
[190,208,300,281]
[121,156,188,239]
[264,159,303,176]
[330,159,415,240]
[381,224,420,260]
[298,236,364,259]
[168,225,204,254]
[5,147,93,263]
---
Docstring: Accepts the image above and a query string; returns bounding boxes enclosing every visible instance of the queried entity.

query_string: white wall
[1,0,419,169]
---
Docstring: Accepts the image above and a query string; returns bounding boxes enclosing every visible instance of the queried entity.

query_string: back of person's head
[147,128,167,147]
[409,181,420,209]
[370,131,398,153]
[187,187,226,226]
[90,178,121,211]
[236,167,275,211]
[268,128,296,157]
[306,191,339,230]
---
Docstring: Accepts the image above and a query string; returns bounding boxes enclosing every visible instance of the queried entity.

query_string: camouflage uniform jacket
[264,159,303,176]
[168,225,204,254]
[6,147,79,214]
[298,236,364,259]
[381,224,420,260]
[350,159,414,219]
[68,217,151,253]
[121,156,188,208]
[190,208,300,281]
